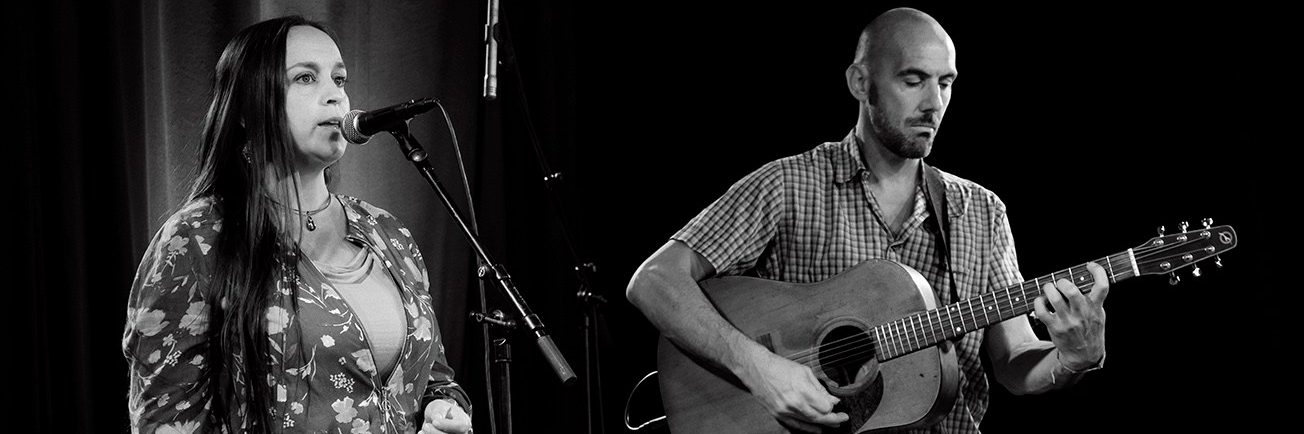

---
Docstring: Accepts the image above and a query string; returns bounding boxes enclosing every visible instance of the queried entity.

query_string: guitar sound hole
[818,325,874,387]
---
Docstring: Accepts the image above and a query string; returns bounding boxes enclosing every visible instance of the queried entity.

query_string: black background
[14,2,1286,433]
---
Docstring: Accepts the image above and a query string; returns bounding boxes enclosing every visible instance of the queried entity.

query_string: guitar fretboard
[872,250,1136,361]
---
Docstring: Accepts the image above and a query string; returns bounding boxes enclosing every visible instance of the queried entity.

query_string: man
[625,7,1107,433]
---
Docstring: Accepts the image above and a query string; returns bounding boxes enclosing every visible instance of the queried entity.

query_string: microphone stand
[493,11,610,434]
[380,119,578,434]
[469,309,516,434]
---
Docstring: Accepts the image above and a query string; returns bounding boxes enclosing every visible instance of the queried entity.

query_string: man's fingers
[808,409,850,426]
[1085,262,1110,302]
[777,415,825,433]
[794,394,848,428]
[802,368,840,413]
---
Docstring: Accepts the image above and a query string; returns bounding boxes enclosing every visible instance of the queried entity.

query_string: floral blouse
[123,195,471,433]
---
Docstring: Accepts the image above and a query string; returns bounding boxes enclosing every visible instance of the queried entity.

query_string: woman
[123,16,473,434]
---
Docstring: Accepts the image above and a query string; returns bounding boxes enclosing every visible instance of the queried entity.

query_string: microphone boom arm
[382,116,577,386]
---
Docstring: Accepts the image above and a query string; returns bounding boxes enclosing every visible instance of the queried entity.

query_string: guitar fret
[908,316,919,354]
[922,314,931,350]
[921,313,931,350]
[916,314,927,351]
[890,320,902,358]
[926,311,937,345]
[873,326,885,361]
[897,319,907,357]
[908,315,918,353]
[881,320,891,357]
[997,293,1005,318]
[963,297,974,334]
[899,319,908,357]
[899,318,909,355]
[900,319,909,355]
[949,303,959,338]
[930,310,942,344]
[919,314,929,352]
[981,293,992,327]
[1031,277,1043,302]
[997,289,1010,320]
[1023,281,1036,312]
[896,318,907,355]
[1005,286,1017,322]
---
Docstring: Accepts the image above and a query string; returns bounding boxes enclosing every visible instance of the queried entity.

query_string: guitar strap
[921,162,960,310]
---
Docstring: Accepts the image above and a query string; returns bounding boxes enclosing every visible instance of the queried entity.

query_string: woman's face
[283,25,350,174]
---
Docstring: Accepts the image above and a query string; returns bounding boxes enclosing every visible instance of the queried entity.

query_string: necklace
[290,195,333,231]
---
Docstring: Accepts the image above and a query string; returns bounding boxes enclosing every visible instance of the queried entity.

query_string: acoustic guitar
[656,222,1237,433]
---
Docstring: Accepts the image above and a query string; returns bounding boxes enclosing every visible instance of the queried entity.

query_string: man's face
[866,30,956,159]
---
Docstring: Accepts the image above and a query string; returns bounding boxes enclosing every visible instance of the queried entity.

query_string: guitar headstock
[1133,219,1237,284]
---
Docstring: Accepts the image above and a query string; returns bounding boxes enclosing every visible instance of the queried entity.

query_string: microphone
[341,98,439,145]
[483,0,500,100]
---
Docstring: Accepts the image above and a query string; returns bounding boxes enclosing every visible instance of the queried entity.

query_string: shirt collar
[834,130,868,184]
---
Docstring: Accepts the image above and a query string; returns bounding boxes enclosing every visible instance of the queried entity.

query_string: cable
[432,99,497,434]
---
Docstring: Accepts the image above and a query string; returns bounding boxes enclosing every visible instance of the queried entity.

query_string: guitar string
[799,247,1189,369]
[797,240,1214,370]
[791,271,1085,367]
[785,257,1119,367]
[781,241,1211,370]
[791,271,1083,367]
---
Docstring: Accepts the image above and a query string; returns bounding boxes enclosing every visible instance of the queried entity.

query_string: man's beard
[869,104,936,159]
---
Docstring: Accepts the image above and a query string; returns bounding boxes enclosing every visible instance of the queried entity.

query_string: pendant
[306,216,317,231]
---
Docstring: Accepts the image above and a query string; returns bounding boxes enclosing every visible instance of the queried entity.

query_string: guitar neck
[873,250,1137,361]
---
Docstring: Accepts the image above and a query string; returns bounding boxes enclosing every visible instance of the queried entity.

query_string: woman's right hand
[420,399,472,434]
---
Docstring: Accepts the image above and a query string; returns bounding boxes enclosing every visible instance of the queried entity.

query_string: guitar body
[655,224,1240,433]
[657,259,960,434]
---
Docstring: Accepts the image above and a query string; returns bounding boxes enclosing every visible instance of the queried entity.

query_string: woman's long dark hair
[187,15,334,432]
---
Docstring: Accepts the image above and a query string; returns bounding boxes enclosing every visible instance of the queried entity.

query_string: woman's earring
[242,144,252,164]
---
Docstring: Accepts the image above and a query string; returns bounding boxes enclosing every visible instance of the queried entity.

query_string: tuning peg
[1168,272,1181,285]
[1202,217,1213,229]
[1157,225,1166,236]
[1192,264,1202,277]
[1215,255,1223,268]
[1179,221,1190,232]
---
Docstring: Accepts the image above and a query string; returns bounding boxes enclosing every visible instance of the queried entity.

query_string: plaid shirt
[673,131,1024,433]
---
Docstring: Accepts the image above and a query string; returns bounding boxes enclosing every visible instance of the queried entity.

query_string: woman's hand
[420,399,472,434]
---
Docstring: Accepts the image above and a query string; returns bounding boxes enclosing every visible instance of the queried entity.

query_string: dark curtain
[16,1,1285,433]
[14,1,151,433]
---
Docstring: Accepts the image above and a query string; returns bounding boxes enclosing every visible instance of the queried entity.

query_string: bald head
[853,8,954,67]
[845,8,958,160]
